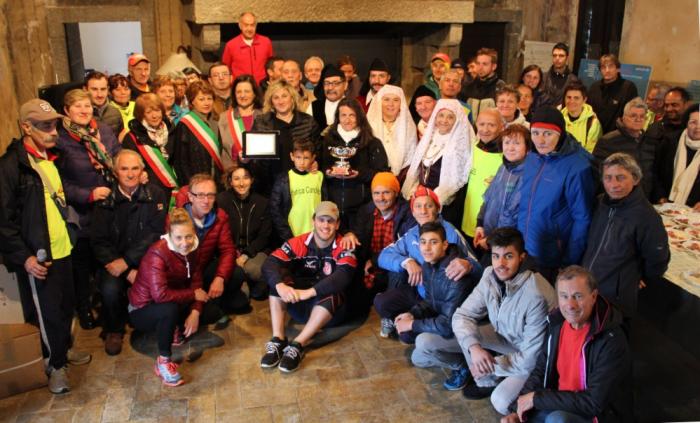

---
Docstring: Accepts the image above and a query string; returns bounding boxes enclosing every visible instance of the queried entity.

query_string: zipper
[246,203,256,248]
[543,317,553,388]
[524,159,546,244]
[585,207,616,270]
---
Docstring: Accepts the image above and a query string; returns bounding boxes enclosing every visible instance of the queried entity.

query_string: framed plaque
[242,131,279,159]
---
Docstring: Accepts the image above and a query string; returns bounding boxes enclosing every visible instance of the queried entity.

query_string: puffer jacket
[477,158,525,235]
[128,236,204,312]
[581,187,669,316]
[561,103,602,153]
[512,296,633,423]
[452,267,557,377]
[410,246,477,338]
[517,133,595,268]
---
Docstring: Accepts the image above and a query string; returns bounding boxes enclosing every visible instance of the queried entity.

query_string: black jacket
[122,119,175,200]
[582,187,669,316]
[460,73,505,102]
[310,98,331,130]
[269,169,327,241]
[647,119,685,202]
[216,190,272,257]
[90,182,167,272]
[592,122,659,200]
[410,246,476,338]
[588,77,638,134]
[540,66,579,108]
[349,198,416,264]
[513,296,633,423]
[0,140,63,265]
[170,112,221,188]
[320,127,389,217]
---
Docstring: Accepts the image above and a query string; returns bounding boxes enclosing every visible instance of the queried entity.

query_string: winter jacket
[592,122,659,200]
[647,119,685,201]
[94,103,124,138]
[221,34,274,84]
[128,237,204,312]
[269,169,326,241]
[581,187,669,316]
[588,77,638,134]
[0,140,67,265]
[476,158,525,235]
[122,118,176,200]
[460,73,506,118]
[55,122,121,237]
[561,103,602,153]
[170,111,222,188]
[217,190,272,257]
[512,296,633,423]
[249,111,321,194]
[350,198,416,264]
[517,133,595,268]
[90,183,167,271]
[540,67,579,108]
[410,246,477,338]
[452,267,557,377]
[320,127,389,215]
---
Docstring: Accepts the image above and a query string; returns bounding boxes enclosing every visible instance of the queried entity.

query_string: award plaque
[242,131,279,159]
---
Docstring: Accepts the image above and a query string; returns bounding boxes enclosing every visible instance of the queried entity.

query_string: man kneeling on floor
[260,201,357,372]
[501,266,632,423]
[452,227,556,414]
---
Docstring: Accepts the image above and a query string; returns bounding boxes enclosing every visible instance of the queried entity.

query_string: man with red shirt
[502,266,632,423]
[221,12,274,84]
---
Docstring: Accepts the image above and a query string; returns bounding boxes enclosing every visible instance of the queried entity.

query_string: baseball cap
[128,53,150,67]
[19,99,64,123]
[314,201,339,220]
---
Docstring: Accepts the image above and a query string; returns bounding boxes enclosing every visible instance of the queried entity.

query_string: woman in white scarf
[669,106,700,209]
[366,84,417,176]
[402,99,474,207]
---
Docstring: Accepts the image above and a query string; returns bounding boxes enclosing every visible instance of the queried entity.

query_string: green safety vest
[288,170,323,236]
[461,143,503,237]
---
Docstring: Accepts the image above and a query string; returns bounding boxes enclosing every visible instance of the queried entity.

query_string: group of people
[1,9,697,422]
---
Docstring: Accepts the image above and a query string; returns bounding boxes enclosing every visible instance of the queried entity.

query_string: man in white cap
[0,99,92,394]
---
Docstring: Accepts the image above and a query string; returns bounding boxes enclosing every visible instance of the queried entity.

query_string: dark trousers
[98,269,128,333]
[373,284,421,320]
[25,256,75,369]
[202,257,249,316]
[71,237,96,312]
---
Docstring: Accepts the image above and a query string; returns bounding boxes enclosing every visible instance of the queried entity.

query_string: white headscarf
[670,127,700,206]
[402,99,474,205]
[367,85,417,174]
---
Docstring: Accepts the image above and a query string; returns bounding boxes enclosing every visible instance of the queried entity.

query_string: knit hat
[410,186,441,211]
[530,106,565,134]
[413,85,437,101]
[314,201,340,220]
[431,53,451,65]
[368,58,391,73]
[371,172,400,193]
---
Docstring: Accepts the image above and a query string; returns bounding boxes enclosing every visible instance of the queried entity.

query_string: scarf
[143,119,169,158]
[337,126,360,143]
[669,129,700,205]
[62,117,114,183]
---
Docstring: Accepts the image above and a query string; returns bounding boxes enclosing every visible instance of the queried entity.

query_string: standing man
[539,43,579,107]
[208,62,234,119]
[128,53,152,100]
[309,65,347,129]
[356,58,393,112]
[85,71,124,136]
[0,99,92,393]
[221,12,274,84]
[460,48,506,119]
[587,54,638,134]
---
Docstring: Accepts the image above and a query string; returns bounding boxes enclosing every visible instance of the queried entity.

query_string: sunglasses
[31,120,58,132]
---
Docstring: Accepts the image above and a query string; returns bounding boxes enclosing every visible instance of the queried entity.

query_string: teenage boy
[270,139,324,241]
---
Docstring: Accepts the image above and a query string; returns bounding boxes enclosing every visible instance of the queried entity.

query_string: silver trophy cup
[328,146,357,175]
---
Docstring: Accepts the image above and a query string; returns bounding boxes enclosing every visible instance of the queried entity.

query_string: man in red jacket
[221,12,274,84]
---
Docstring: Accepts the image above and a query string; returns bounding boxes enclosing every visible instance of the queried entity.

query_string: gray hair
[623,97,648,115]
[304,56,324,70]
[113,149,145,169]
[601,152,643,182]
[555,265,598,292]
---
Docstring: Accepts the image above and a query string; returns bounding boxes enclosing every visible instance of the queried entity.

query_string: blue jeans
[527,410,591,423]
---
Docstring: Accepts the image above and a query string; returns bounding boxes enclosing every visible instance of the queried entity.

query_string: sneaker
[48,366,70,394]
[172,328,185,346]
[104,333,123,356]
[154,356,184,387]
[260,337,288,368]
[278,341,304,373]
[67,349,92,366]
[443,366,471,391]
[462,383,496,399]
[379,318,395,338]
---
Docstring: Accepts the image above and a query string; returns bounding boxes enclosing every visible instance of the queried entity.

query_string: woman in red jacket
[128,208,209,386]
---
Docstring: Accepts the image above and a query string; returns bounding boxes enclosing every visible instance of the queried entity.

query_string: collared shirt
[324,98,341,125]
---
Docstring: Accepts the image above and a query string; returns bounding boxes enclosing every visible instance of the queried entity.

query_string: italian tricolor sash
[226,110,246,160]
[129,133,178,189]
[181,112,224,171]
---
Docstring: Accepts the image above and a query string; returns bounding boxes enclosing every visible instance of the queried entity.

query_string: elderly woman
[108,74,135,130]
[667,104,700,209]
[402,99,473,226]
[153,75,186,126]
[122,93,178,201]
[56,88,121,329]
[170,80,222,187]
[250,79,320,194]
[367,84,417,179]
[218,75,263,170]
[321,98,389,229]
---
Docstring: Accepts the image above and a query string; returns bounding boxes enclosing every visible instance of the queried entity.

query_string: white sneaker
[48,367,70,394]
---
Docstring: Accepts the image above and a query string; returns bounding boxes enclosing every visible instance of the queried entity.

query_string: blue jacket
[410,246,478,338]
[477,158,525,235]
[517,133,594,268]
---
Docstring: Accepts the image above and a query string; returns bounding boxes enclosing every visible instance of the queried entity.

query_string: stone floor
[0,299,501,423]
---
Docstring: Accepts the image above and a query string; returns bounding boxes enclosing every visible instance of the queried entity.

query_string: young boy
[270,139,324,241]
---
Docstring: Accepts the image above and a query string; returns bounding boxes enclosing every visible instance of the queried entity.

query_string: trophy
[328,146,357,176]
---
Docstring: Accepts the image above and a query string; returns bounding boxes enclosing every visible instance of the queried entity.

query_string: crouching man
[260,201,357,372]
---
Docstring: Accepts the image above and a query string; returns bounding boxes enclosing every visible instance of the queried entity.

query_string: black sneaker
[462,383,496,399]
[260,337,287,368]
[278,341,304,373]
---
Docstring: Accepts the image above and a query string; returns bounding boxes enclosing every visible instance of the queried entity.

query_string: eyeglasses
[190,192,216,200]
[625,114,646,121]
[211,72,231,79]
[31,120,58,132]
[323,80,344,87]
